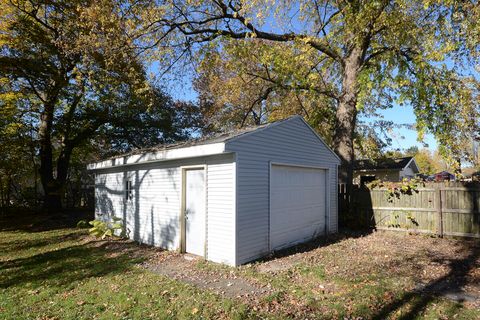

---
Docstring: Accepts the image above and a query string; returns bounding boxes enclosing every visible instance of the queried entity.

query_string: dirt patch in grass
[142,230,479,319]
[145,254,272,299]
[263,231,480,317]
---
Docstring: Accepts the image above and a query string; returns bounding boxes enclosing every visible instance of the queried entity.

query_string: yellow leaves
[0,1,18,46]
[1,120,24,136]
[0,92,22,104]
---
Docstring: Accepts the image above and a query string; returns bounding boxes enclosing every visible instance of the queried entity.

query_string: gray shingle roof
[108,116,297,159]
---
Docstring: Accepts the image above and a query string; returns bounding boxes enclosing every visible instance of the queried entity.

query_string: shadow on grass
[371,241,480,320]
[0,209,94,233]
[0,230,84,254]
[0,239,146,289]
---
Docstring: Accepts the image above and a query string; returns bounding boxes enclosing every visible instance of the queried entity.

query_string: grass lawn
[0,228,258,319]
[0,214,479,319]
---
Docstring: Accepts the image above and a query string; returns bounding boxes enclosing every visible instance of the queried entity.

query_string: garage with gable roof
[89,116,340,266]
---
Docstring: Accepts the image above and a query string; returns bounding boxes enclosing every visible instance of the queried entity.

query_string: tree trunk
[43,186,63,211]
[40,157,71,212]
[0,176,4,213]
[38,100,62,212]
[333,49,361,187]
[334,98,357,186]
[39,144,74,212]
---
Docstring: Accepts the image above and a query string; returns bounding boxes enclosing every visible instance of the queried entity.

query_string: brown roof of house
[354,156,414,171]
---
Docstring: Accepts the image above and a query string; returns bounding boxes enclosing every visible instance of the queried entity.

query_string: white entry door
[270,165,327,251]
[185,168,206,256]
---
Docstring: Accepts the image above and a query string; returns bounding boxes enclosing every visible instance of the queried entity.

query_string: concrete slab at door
[185,168,206,256]
[270,165,326,251]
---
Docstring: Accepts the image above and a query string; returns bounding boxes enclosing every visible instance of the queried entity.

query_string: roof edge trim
[88,142,226,170]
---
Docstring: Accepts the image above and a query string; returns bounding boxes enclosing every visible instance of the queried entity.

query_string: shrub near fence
[340,181,480,238]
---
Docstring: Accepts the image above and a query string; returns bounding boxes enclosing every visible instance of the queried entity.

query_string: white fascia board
[88,142,226,170]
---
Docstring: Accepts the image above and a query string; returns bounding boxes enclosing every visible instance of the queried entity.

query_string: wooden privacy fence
[340,182,480,238]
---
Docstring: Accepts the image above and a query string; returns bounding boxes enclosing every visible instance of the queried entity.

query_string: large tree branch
[68,115,107,148]
[240,86,273,127]
[61,85,85,143]
[245,71,339,100]
[9,0,60,38]
[157,2,344,64]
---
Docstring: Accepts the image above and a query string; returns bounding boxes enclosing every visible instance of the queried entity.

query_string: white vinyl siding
[205,157,236,264]
[95,172,125,222]
[226,117,339,264]
[95,166,182,250]
[94,154,236,265]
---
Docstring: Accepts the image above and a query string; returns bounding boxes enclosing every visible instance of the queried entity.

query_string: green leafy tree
[139,0,479,187]
[414,149,436,174]
[0,0,151,210]
[0,0,201,211]
[0,90,37,208]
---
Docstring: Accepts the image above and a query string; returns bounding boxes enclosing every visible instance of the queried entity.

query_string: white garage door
[270,164,327,251]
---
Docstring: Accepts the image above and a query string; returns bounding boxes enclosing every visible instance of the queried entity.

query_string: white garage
[88,116,340,266]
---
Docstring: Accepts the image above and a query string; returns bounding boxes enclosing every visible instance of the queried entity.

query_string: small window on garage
[125,180,133,201]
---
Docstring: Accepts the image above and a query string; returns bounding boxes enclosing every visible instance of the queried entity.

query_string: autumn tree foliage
[138,0,480,186]
[0,0,199,211]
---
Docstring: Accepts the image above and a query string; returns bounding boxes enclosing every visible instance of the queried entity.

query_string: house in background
[88,116,340,266]
[434,171,455,181]
[353,156,420,185]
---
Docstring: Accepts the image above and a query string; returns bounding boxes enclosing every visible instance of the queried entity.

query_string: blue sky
[370,106,438,151]
[163,74,438,152]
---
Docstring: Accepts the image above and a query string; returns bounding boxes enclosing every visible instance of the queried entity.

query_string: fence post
[435,184,444,237]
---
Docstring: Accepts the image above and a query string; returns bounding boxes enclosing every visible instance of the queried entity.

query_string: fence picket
[339,181,480,239]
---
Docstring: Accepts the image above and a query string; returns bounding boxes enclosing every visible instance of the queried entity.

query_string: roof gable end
[226,116,340,163]
[404,157,420,173]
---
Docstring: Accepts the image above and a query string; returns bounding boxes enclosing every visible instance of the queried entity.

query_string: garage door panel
[271,208,324,230]
[274,222,324,234]
[271,190,323,207]
[270,165,326,251]
[272,224,324,250]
